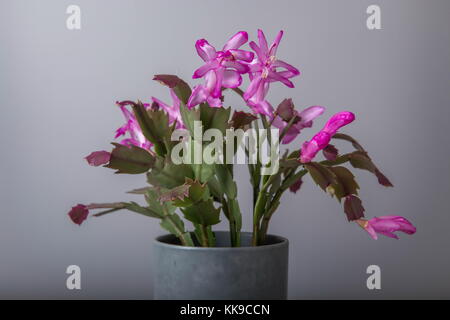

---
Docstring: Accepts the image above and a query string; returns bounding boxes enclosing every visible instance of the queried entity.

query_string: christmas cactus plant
[68,30,416,246]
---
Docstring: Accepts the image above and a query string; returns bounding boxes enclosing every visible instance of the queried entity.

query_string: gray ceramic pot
[153,231,289,300]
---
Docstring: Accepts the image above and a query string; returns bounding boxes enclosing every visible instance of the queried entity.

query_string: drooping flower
[68,203,126,226]
[68,204,89,225]
[85,151,111,166]
[356,216,417,240]
[115,101,152,150]
[151,89,185,129]
[300,111,355,163]
[272,99,325,144]
[187,31,254,108]
[244,29,300,116]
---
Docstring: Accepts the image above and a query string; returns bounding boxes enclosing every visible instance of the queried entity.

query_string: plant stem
[258,193,282,243]
[252,121,261,207]
[232,87,245,98]
[166,215,188,246]
[261,115,271,145]
[252,174,277,245]
[252,192,266,245]
[258,170,308,243]
[92,207,124,217]
[222,198,237,247]
[200,224,209,247]
[279,116,297,142]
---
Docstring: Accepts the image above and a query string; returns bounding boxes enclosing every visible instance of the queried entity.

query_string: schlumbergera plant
[69,30,416,247]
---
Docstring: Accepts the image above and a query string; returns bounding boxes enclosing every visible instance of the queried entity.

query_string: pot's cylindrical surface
[153,231,289,300]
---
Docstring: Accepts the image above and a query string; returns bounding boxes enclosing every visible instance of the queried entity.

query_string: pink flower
[300,111,355,163]
[115,101,152,150]
[187,31,254,108]
[244,29,300,116]
[272,105,325,144]
[68,204,89,225]
[151,89,185,129]
[356,216,417,240]
[85,151,111,166]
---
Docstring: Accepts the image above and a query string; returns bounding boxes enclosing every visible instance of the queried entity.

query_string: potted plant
[68,30,416,300]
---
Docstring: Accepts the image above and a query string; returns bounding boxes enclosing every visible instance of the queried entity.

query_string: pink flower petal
[204,69,217,93]
[268,70,294,88]
[120,138,139,148]
[269,30,284,56]
[299,111,354,163]
[248,79,270,103]
[272,116,301,144]
[270,70,299,80]
[365,224,378,240]
[272,59,300,77]
[248,100,273,116]
[115,123,129,138]
[211,68,224,98]
[365,215,417,239]
[207,96,223,107]
[377,231,399,239]
[323,111,356,135]
[222,60,249,74]
[257,29,269,56]
[249,41,265,62]
[187,85,208,108]
[298,106,325,125]
[195,39,217,61]
[300,131,331,163]
[243,75,262,100]
[222,31,248,51]
[228,49,254,62]
[222,70,242,88]
[282,130,300,144]
[193,61,217,79]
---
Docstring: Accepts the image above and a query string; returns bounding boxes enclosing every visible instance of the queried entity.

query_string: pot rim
[154,231,288,251]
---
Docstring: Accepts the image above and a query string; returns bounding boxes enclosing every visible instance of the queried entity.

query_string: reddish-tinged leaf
[158,184,190,203]
[375,169,393,187]
[229,111,257,130]
[158,179,209,207]
[289,177,303,194]
[322,144,338,161]
[332,133,393,188]
[348,151,393,187]
[276,98,296,122]
[106,143,155,174]
[153,74,191,104]
[153,74,185,88]
[344,195,365,221]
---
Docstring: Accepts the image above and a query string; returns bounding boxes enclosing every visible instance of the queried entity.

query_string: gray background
[1,0,449,299]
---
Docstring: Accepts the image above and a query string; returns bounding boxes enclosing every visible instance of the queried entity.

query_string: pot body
[153,231,289,300]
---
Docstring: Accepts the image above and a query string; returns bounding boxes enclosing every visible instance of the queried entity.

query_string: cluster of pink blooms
[79,29,417,240]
